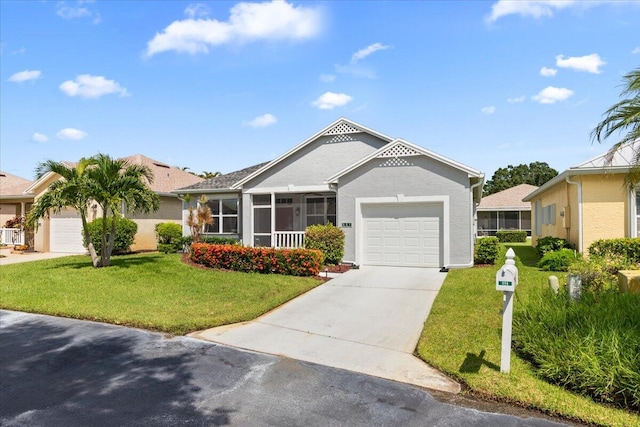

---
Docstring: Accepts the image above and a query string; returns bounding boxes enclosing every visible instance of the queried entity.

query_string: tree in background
[591,66,640,187]
[483,162,558,196]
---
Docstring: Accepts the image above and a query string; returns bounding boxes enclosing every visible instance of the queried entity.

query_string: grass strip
[0,253,322,335]
[416,243,640,427]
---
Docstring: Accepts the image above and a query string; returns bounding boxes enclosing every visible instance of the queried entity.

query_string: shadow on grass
[459,349,500,373]
[52,253,166,270]
[506,245,540,267]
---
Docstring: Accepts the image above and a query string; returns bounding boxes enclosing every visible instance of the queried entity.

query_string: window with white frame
[204,199,239,234]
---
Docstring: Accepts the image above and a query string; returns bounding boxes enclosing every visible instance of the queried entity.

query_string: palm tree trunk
[79,210,99,268]
[105,215,117,267]
[101,210,108,267]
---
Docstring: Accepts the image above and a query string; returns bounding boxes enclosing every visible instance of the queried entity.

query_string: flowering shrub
[189,243,324,276]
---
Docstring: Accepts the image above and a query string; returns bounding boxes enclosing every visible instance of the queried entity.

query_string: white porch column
[270,192,276,247]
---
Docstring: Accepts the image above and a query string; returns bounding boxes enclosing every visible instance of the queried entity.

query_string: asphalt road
[0,310,569,427]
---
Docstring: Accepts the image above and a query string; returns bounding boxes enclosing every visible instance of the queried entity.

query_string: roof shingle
[176,162,270,192]
[0,171,33,196]
[478,184,537,210]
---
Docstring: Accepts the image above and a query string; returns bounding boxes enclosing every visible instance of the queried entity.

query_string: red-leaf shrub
[189,243,324,276]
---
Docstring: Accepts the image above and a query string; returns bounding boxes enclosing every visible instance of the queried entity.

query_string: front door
[276,207,294,231]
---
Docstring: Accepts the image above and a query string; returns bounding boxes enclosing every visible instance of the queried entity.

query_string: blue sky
[2,0,639,181]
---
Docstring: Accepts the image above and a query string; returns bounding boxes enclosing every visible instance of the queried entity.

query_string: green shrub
[475,237,499,264]
[495,230,527,243]
[201,236,241,245]
[305,223,344,265]
[589,238,640,264]
[155,222,183,253]
[513,289,640,411]
[85,217,137,255]
[567,257,628,294]
[537,248,579,272]
[535,236,571,256]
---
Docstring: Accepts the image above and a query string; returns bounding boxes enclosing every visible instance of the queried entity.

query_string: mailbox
[496,266,517,291]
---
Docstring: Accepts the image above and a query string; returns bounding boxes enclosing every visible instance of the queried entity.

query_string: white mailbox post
[496,247,518,373]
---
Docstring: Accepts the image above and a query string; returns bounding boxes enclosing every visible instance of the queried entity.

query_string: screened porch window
[306,196,336,226]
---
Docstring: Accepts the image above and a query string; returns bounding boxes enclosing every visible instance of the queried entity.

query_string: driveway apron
[191,266,459,393]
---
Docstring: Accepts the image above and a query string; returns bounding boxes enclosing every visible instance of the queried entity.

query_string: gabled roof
[231,118,395,189]
[325,138,484,202]
[24,155,203,196]
[523,140,639,201]
[175,162,270,193]
[478,184,537,210]
[0,171,33,198]
[121,154,203,194]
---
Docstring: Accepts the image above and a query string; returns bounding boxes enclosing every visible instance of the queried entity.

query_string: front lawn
[0,253,322,335]
[416,243,640,427]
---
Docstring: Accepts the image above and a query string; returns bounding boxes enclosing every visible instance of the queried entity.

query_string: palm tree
[84,154,160,267]
[591,66,640,186]
[186,195,214,242]
[27,158,101,267]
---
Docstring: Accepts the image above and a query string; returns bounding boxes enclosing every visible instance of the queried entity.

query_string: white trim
[354,195,450,268]
[326,138,483,184]
[232,118,394,189]
[565,175,583,252]
[243,185,333,194]
[631,188,638,238]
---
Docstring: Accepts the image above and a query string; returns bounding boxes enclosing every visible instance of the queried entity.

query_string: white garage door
[362,203,441,267]
[50,217,86,253]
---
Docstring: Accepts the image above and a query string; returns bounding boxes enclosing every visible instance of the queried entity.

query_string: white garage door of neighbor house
[50,217,86,253]
[362,203,441,267]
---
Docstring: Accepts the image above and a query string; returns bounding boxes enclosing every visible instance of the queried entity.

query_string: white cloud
[185,3,210,19]
[555,54,606,74]
[481,106,496,115]
[540,67,557,77]
[8,70,41,83]
[245,113,277,128]
[486,0,578,23]
[32,132,49,143]
[351,42,391,64]
[56,128,88,140]
[145,0,323,57]
[334,63,377,79]
[311,92,352,110]
[632,47,640,54]
[59,74,129,98]
[319,74,335,83]
[12,47,26,55]
[532,86,574,104]
[507,95,526,103]
[56,1,99,23]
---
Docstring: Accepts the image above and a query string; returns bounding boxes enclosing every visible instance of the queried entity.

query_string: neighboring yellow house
[20,155,203,253]
[523,141,639,253]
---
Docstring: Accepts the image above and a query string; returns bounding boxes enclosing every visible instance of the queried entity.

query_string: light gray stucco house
[174,118,484,268]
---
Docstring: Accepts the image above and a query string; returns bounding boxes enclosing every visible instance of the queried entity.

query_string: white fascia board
[172,188,241,195]
[243,184,333,194]
[326,138,483,184]
[232,118,395,190]
[477,206,532,211]
[23,171,56,194]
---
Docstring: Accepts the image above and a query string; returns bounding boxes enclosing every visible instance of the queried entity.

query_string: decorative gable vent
[379,157,415,167]
[324,121,362,136]
[327,133,356,144]
[378,143,421,158]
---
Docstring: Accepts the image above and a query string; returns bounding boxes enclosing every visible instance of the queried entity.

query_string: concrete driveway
[192,266,459,393]
[0,249,78,265]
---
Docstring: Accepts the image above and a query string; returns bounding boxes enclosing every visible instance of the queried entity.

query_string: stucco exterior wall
[581,174,628,251]
[530,180,570,246]
[244,133,388,189]
[337,156,474,267]
[0,203,19,227]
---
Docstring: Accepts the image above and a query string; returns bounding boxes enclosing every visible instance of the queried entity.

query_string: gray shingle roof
[478,184,537,210]
[176,162,270,191]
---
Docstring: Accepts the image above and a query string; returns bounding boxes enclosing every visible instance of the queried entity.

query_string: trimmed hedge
[535,236,571,256]
[189,243,324,276]
[589,238,640,263]
[155,222,183,253]
[84,217,137,255]
[495,230,527,243]
[475,237,499,264]
[305,223,344,265]
[537,248,579,272]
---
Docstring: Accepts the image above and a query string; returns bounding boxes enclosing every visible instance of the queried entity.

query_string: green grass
[0,253,322,335]
[416,244,640,427]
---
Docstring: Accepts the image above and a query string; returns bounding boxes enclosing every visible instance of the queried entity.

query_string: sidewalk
[0,248,79,265]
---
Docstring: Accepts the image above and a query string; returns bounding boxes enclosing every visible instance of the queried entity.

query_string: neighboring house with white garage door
[23,156,203,253]
[175,118,484,268]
